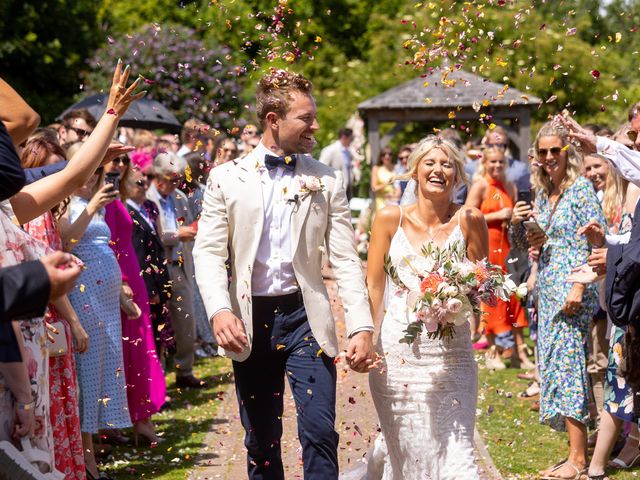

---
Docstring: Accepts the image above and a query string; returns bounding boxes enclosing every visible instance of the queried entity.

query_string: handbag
[47,321,68,357]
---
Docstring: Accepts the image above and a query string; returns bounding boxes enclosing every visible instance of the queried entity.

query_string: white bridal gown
[344,213,480,480]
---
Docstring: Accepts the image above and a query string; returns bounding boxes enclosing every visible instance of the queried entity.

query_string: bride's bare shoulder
[373,204,403,227]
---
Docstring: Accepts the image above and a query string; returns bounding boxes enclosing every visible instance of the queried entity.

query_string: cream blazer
[193,149,373,362]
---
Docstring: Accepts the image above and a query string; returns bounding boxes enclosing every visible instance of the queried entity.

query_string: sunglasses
[111,156,130,166]
[537,147,563,157]
[398,155,410,161]
[67,126,92,139]
[223,147,238,153]
[134,179,148,187]
[627,130,639,143]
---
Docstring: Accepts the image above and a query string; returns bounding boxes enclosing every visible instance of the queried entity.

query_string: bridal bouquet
[384,241,526,343]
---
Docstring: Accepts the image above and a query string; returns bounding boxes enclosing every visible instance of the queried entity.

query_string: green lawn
[477,355,639,479]
[101,356,232,480]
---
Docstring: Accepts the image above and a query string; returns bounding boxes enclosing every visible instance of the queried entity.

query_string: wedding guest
[102,152,167,445]
[465,147,530,370]
[147,152,206,388]
[319,128,355,198]
[125,169,173,357]
[239,124,260,157]
[527,121,605,479]
[465,126,531,195]
[212,135,238,166]
[177,118,214,158]
[371,147,400,211]
[21,136,89,479]
[580,161,640,477]
[183,152,217,357]
[58,109,96,144]
[59,170,130,480]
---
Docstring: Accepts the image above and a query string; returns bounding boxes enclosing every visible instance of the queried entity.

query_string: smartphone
[523,219,546,237]
[104,172,120,192]
[517,190,533,205]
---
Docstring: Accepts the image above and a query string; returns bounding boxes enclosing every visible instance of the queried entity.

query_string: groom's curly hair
[256,68,313,126]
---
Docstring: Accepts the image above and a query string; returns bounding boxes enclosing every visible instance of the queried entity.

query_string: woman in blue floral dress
[529,122,606,480]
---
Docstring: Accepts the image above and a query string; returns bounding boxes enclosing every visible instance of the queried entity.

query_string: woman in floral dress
[21,136,89,479]
[529,122,606,479]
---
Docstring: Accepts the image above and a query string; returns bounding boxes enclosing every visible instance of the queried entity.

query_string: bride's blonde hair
[401,135,468,194]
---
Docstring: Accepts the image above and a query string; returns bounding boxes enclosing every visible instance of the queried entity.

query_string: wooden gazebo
[357,69,542,164]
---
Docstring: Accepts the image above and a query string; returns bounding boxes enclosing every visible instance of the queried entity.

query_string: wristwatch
[16,400,35,411]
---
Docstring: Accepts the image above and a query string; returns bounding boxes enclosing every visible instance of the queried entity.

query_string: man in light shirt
[193,70,374,480]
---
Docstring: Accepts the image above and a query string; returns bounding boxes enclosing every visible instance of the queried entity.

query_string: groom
[193,69,374,479]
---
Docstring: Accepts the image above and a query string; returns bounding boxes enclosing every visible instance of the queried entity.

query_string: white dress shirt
[251,142,299,296]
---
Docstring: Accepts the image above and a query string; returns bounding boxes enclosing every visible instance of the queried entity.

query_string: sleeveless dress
[345,207,479,480]
[105,200,166,423]
[374,166,397,212]
[479,176,526,334]
[66,197,131,433]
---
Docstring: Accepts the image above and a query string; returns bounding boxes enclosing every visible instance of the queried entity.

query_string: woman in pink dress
[103,154,167,445]
[21,135,88,479]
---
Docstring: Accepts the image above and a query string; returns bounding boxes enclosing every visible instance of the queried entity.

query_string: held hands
[578,220,605,248]
[562,283,585,316]
[212,310,249,354]
[41,251,82,301]
[345,331,376,373]
[106,60,146,118]
[88,184,118,215]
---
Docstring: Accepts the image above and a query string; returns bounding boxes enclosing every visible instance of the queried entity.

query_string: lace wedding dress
[343,211,479,480]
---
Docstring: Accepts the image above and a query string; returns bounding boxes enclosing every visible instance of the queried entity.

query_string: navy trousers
[232,292,339,480]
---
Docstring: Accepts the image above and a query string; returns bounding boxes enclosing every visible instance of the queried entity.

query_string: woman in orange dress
[466,147,528,369]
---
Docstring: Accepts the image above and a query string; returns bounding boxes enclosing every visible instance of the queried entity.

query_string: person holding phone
[58,168,130,480]
[466,147,530,370]
[103,152,167,447]
[527,121,606,480]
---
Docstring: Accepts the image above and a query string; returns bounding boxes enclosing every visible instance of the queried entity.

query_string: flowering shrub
[83,25,244,129]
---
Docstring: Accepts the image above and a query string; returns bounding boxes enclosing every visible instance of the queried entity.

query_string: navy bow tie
[265,154,296,171]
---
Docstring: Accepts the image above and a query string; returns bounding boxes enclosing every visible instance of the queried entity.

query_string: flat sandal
[539,460,585,480]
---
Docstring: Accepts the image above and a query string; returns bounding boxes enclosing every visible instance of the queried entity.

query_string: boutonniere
[299,175,324,194]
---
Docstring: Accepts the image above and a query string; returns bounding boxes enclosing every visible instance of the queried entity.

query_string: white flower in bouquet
[515,283,528,300]
[452,261,476,277]
[445,297,463,313]
[503,277,517,293]
[443,285,459,297]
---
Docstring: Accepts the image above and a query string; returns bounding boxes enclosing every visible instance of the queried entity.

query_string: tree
[82,24,244,129]
[0,0,102,123]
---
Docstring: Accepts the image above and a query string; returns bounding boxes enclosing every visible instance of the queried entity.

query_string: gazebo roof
[358,69,542,111]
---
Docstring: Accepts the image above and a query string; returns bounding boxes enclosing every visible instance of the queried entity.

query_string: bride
[361,136,489,479]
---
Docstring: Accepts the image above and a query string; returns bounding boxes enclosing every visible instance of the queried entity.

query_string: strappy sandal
[608,433,640,469]
[539,460,585,479]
